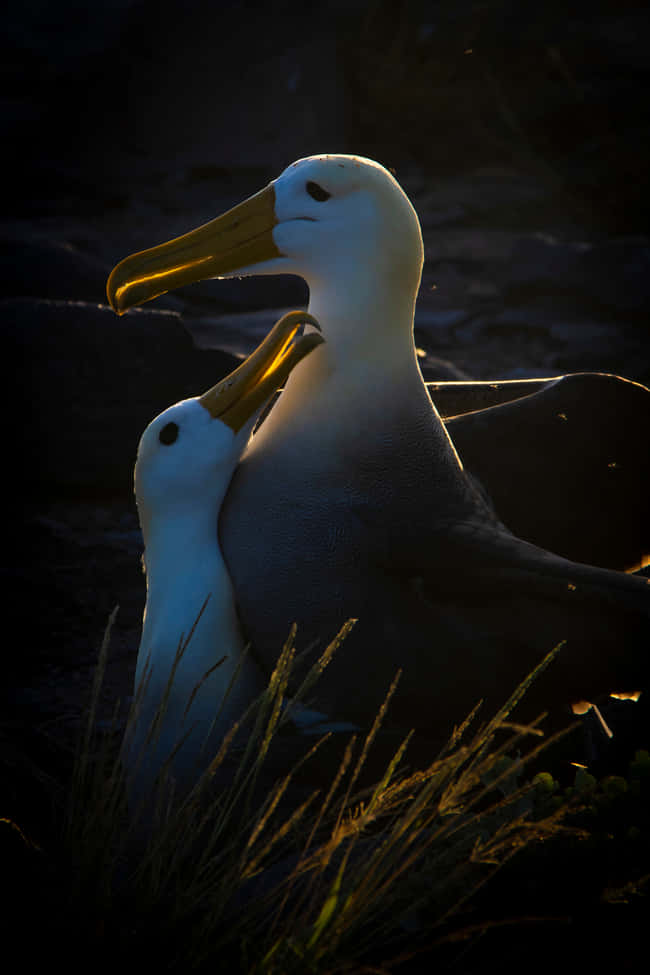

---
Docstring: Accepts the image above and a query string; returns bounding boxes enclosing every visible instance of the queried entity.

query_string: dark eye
[306,181,331,202]
[159,421,179,445]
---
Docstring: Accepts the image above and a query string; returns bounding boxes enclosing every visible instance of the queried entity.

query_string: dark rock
[1,234,113,305]
[37,0,350,184]
[347,2,650,231]
[415,167,551,232]
[0,229,304,317]
[503,235,650,315]
[4,1,136,79]
[3,502,143,688]
[172,274,309,315]
[417,355,471,381]
[2,298,240,496]
[453,301,650,382]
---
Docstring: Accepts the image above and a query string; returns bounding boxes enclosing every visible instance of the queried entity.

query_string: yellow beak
[199,310,323,433]
[107,185,279,315]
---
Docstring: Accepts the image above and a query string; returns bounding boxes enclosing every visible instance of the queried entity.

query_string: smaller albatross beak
[199,311,323,432]
[107,185,279,315]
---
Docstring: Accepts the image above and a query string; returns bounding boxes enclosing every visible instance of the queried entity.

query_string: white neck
[248,266,464,483]
[138,510,240,688]
[128,503,260,799]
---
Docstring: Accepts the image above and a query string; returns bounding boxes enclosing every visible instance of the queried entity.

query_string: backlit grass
[5,609,647,972]
[37,611,596,973]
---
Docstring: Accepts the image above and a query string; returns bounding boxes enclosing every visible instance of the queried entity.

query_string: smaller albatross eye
[306,181,331,202]
[159,421,179,445]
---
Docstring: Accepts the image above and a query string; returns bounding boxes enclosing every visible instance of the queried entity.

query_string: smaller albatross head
[107,155,424,316]
[135,311,323,536]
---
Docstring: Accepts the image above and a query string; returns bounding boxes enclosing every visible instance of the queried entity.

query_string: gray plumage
[108,152,649,741]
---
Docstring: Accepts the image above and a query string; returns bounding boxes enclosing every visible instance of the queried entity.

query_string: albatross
[125,311,323,801]
[108,154,649,741]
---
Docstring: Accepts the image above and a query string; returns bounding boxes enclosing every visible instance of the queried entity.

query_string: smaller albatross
[124,311,323,804]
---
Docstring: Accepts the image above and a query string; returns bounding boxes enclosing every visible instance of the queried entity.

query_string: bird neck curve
[139,502,233,639]
[245,261,465,483]
[306,259,421,370]
[137,517,242,693]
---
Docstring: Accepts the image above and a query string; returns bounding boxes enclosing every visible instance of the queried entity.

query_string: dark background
[2,2,649,967]
[6,0,650,229]
[5,0,650,383]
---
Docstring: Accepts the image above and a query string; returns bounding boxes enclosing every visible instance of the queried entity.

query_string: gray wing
[441,372,650,571]
[343,493,649,732]
[410,519,649,609]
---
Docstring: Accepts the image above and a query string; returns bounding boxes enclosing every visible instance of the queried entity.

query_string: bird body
[124,313,323,801]
[130,401,255,799]
[109,155,649,743]
[220,373,647,736]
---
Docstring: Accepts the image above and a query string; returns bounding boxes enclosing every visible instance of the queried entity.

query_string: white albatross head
[107,154,424,322]
[135,400,245,519]
[271,155,424,296]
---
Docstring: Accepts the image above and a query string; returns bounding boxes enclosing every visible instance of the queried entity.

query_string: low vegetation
[4,614,648,972]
